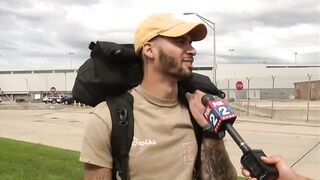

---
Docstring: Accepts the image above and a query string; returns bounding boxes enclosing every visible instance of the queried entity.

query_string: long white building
[0,64,319,101]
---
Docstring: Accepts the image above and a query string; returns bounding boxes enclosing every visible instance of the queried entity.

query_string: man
[80,13,237,180]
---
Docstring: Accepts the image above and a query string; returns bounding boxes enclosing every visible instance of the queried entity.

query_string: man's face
[155,35,197,80]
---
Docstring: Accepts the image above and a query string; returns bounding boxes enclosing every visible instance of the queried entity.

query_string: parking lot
[0,101,319,179]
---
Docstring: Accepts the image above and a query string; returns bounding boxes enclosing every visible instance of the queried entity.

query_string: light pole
[229,48,235,55]
[45,74,48,91]
[229,49,235,63]
[64,72,67,93]
[271,76,276,119]
[226,79,230,100]
[294,52,298,64]
[24,77,29,91]
[307,74,312,122]
[183,12,217,85]
[68,52,74,68]
[246,77,251,116]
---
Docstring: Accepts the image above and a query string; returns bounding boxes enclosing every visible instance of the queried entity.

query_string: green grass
[0,137,83,180]
[0,137,246,180]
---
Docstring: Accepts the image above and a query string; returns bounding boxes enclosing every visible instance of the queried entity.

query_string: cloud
[0,0,319,70]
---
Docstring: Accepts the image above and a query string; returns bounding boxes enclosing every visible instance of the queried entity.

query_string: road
[225,119,320,179]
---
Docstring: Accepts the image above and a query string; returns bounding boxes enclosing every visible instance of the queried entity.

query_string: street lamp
[24,77,29,91]
[271,75,276,119]
[306,73,312,122]
[68,52,74,68]
[294,52,298,64]
[246,77,251,116]
[229,48,235,55]
[183,12,217,85]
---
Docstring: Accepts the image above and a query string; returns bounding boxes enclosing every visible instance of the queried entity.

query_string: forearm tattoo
[200,138,237,180]
[84,164,112,180]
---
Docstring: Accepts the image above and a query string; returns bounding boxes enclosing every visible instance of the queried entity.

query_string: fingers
[194,90,206,97]
[241,167,257,180]
[185,90,209,128]
[261,155,283,164]
[185,92,192,101]
[241,166,251,177]
[185,90,205,101]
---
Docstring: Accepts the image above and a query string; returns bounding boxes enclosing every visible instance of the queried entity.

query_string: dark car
[61,96,74,105]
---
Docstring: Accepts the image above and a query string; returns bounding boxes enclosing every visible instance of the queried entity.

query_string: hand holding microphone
[201,94,279,180]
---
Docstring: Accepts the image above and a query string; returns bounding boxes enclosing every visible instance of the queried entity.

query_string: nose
[187,45,197,56]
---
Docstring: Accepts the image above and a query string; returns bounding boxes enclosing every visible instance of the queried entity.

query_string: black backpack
[72,41,225,180]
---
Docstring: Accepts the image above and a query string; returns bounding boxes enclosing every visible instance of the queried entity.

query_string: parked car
[42,96,50,103]
[56,94,64,103]
[42,94,63,104]
[16,98,26,103]
[60,95,74,105]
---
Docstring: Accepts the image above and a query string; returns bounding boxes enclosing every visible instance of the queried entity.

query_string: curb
[237,117,320,128]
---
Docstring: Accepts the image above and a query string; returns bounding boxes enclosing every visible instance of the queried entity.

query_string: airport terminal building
[0,64,319,102]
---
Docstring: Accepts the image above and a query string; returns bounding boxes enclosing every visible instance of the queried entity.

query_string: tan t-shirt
[80,86,197,180]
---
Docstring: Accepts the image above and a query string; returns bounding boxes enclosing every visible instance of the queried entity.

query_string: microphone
[201,94,279,180]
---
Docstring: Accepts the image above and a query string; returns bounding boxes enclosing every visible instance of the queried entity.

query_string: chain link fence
[219,75,320,125]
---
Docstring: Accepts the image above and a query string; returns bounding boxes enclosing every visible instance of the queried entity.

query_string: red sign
[236,81,243,90]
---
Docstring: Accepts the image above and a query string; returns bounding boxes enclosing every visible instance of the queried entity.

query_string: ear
[142,42,155,59]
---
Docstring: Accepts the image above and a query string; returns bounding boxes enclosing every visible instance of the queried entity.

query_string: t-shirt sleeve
[79,102,113,169]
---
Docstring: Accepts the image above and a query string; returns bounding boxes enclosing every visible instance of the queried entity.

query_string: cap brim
[160,23,207,41]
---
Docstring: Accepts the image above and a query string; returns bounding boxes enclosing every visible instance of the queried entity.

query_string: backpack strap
[106,92,134,180]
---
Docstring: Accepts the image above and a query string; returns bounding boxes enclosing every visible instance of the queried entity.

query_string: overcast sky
[0,0,319,70]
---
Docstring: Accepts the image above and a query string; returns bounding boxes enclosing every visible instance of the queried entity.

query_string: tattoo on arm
[84,163,112,180]
[200,138,237,180]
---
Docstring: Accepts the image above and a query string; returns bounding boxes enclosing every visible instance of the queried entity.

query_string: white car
[43,94,64,103]
[42,96,50,103]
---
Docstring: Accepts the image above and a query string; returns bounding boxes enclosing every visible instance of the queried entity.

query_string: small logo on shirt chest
[131,136,157,147]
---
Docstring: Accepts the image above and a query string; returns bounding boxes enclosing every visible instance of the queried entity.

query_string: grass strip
[0,137,83,180]
[0,137,246,180]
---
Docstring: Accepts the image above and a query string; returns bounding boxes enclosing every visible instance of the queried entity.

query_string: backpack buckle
[117,108,128,126]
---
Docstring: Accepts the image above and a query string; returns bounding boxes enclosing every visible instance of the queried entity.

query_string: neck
[140,72,178,99]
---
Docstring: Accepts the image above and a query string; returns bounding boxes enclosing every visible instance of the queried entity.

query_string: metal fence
[217,76,320,125]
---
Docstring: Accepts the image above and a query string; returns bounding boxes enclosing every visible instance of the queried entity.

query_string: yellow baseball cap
[134,13,207,54]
